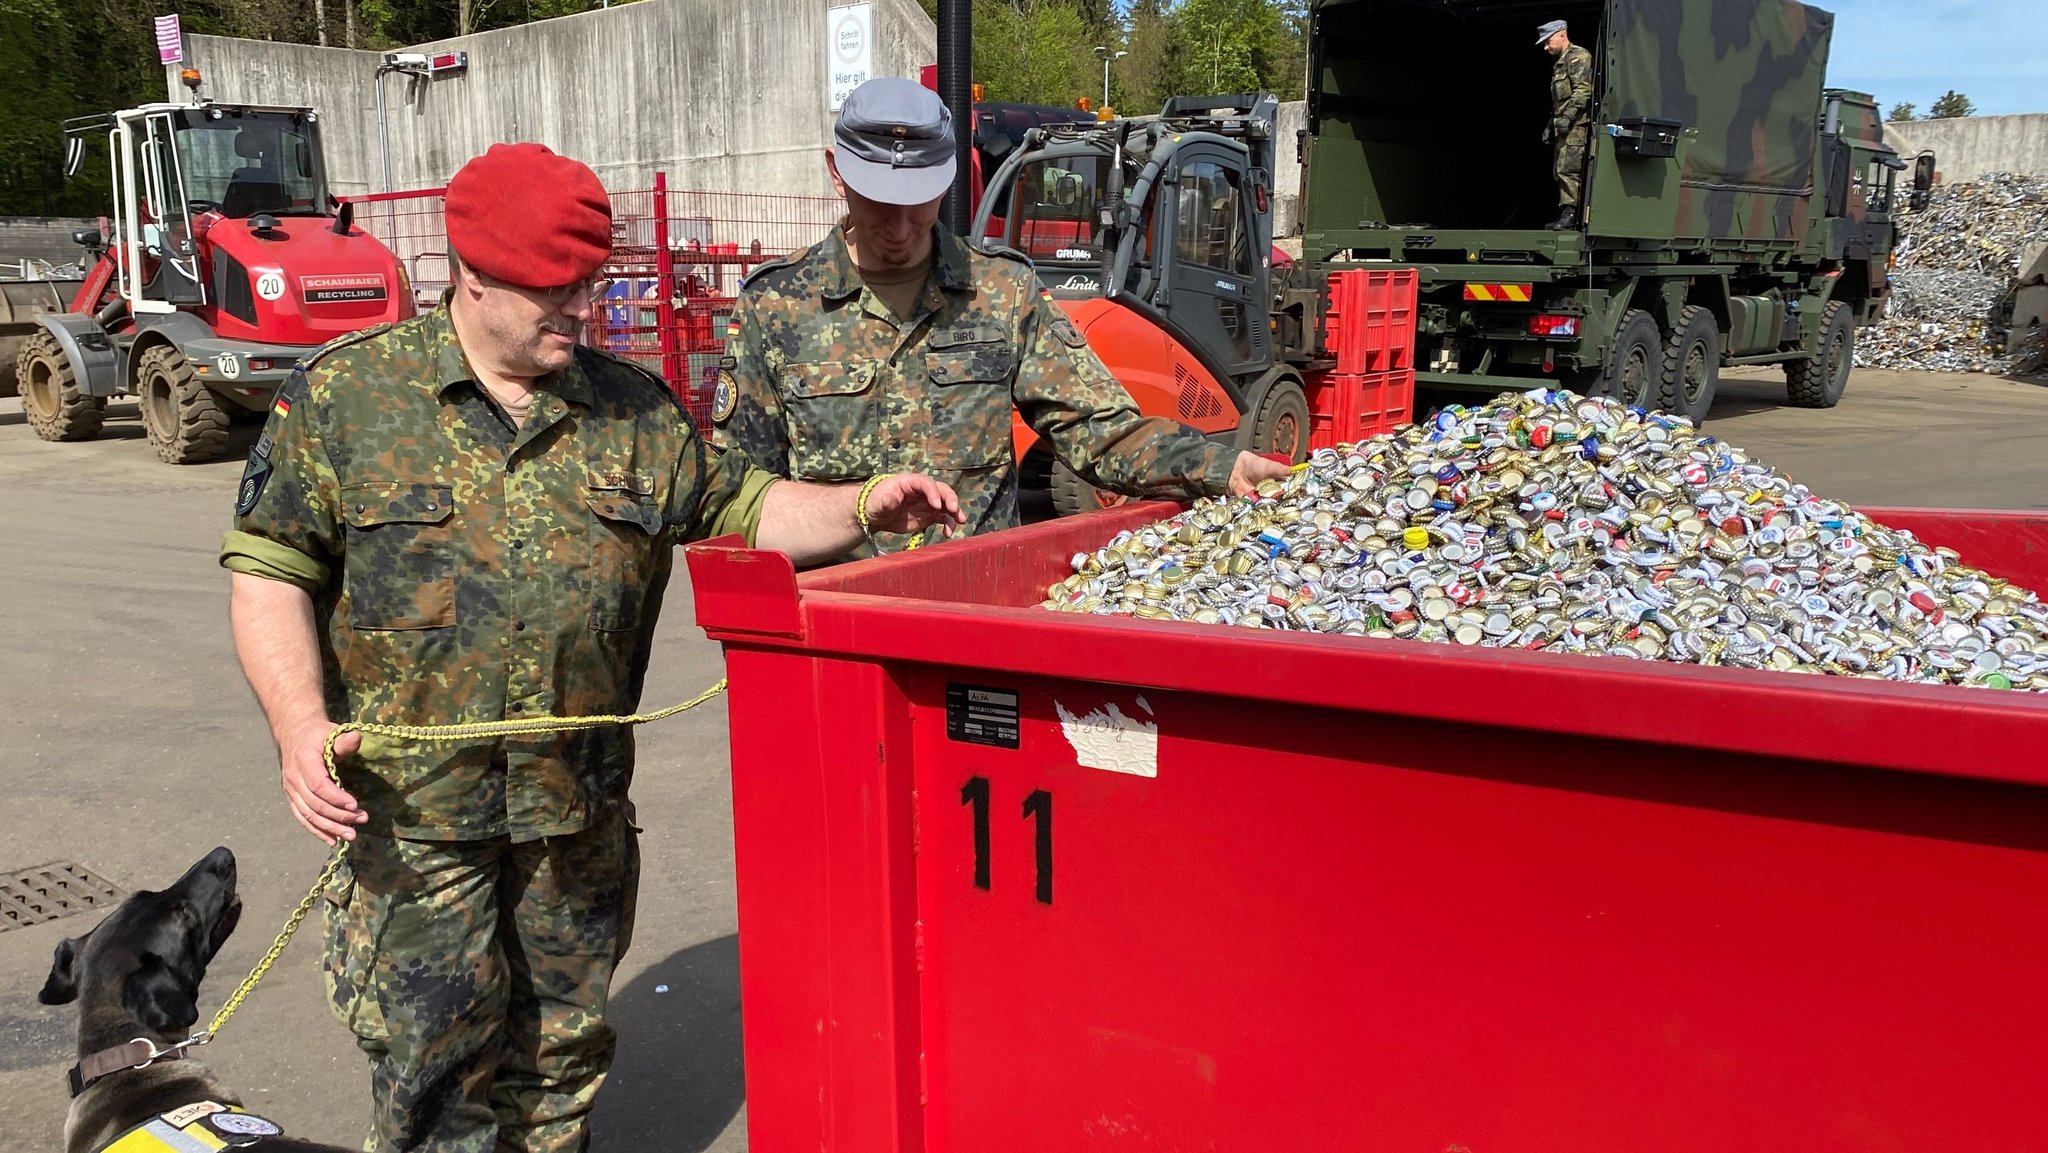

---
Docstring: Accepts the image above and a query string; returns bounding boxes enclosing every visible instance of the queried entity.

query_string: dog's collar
[68,1034,209,1098]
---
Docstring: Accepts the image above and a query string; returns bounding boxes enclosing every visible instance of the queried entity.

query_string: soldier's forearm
[753,480,866,565]
[229,572,331,743]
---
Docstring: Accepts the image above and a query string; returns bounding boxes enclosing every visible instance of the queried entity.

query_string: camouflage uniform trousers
[1554,123,1590,207]
[321,806,640,1152]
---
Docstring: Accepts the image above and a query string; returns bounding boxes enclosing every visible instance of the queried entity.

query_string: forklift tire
[135,344,231,464]
[17,329,106,442]
[1049,463,1133,519]
[1584,310,1662,410]
[1658,305,1721,423]
[1786,300,1852,409]
[1248,377,1311,462]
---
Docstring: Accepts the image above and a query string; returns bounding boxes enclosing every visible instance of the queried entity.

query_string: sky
[1775,0,2042,115]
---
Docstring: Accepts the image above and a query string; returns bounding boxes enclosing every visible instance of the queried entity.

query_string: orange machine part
[1009,296,1239,463]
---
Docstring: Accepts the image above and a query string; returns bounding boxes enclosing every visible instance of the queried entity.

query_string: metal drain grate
[0,862,123,932]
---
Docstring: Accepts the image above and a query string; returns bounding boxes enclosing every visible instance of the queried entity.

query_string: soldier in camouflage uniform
[220,144,958,1153]
[710,78,1289,561]
[1540,18,1595,229]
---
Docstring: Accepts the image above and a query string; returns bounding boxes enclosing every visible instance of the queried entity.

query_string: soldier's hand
[864,473,965,537]
[1228,451,1293,496]
[278,720,366,845]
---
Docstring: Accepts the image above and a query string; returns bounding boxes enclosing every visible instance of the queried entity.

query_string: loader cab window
[171,110,329,218]
[1172,162,1252,278]
[1008,155,1110,265]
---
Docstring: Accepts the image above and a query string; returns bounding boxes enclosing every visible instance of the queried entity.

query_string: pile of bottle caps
[1861,172,2048,373]
[1042,390,2048,691]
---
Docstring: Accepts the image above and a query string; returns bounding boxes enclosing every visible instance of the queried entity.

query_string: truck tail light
[1529,314,1579,338]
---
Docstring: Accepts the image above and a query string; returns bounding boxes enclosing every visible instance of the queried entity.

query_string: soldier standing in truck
[1539,18,1594,229]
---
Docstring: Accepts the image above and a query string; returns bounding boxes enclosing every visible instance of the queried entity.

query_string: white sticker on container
[1054,696,1158,778]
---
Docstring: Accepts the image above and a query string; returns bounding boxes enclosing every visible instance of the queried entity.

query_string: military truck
[1299,0,1935,418]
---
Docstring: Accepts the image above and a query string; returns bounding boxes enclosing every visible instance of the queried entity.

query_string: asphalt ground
[3,364,2046,1151]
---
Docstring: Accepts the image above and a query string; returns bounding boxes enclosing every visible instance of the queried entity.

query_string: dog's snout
[204,846,237,877]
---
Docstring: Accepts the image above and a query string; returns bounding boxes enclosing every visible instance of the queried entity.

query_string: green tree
[1928,90,1975,119]
[1115,0,1188,114]
[1886,101,1916,122]
[971,0,1095,106]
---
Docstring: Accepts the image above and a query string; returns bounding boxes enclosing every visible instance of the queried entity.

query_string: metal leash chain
[200,676,731,1041]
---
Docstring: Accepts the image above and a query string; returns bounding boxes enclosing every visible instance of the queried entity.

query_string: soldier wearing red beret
[222,142,960,1150]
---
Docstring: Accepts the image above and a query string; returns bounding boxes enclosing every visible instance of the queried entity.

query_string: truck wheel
[1658,305,1721,423]
[1049,463,1133,518]
[1249,377,1311,461]
[135,344,231,464]
[17,329,105,442]
[1786,301,1852,409]
[1585,310,1662,410]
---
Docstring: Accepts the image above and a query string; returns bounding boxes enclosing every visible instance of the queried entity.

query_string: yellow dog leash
[197,677,730,1042]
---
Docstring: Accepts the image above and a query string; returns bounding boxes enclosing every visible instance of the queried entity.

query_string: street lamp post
[1092,44,1128,110]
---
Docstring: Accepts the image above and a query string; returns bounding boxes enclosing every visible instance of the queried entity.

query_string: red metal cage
[342,176,840,426]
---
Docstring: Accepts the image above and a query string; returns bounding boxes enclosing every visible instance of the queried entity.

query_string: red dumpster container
[686,506,2048,1153]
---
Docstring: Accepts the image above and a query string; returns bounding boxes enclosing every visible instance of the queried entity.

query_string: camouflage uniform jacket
[710,224,1235,559]
[220,306,770,843]
[1551,43,1596,134]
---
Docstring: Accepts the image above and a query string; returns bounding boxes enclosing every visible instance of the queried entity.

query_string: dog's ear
[123,951,201,1035]
[38,934,90,1005]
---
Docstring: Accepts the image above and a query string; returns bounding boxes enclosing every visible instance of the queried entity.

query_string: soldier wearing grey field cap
[710,76,1289,562]
[1539,17,1595,229]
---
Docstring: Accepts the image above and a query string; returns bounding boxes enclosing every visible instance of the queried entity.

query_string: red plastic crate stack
[1305,267,1418,450]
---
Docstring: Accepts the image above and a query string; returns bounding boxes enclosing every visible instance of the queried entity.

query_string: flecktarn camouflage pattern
[223,306,756,843]
[711,224,1236,560]
[1550,41,1595,206]
[322,811,638,1152]
[222,305,761,1151]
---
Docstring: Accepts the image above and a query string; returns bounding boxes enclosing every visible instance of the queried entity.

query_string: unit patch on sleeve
[235,456,273,518]
[712,370,737,424]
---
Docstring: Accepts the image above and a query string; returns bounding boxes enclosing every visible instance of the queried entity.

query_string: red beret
[444,142,611,288]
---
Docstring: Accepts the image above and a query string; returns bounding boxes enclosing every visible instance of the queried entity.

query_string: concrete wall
[1274,99,1305,238]
[183,0,937,198]
[1884,114,2048,182]
[0,217,99,272]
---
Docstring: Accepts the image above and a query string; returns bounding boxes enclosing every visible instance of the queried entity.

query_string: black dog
[39,846,348,1152]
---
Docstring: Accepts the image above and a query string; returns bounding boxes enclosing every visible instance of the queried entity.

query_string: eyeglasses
[477,268,611,308]
[538,277,612,308]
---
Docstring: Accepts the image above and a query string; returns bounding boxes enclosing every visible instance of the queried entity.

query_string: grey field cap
[833,77,959,205]
[1536,18,1567,43]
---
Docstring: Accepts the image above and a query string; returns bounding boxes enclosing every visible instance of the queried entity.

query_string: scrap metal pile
[1861,172,2048,372]
[1043,391,2048,691]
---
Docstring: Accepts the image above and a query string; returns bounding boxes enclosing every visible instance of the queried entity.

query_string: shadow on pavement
[594,933,745,1151]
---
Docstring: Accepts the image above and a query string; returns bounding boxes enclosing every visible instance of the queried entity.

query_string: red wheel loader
[17,95,411,463]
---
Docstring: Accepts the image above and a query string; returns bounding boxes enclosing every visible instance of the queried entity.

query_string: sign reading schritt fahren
[827,3,873,112]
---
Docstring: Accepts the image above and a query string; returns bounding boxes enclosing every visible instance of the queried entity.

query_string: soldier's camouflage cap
[1536,18,1567,43]
[834,77,958,206]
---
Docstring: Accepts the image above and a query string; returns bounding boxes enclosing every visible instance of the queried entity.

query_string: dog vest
[97,1101,282,1152]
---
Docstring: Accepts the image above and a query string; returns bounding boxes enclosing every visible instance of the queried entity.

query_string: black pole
[938,0,972,235]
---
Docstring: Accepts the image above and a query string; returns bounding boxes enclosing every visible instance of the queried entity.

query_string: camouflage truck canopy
[1305,0,1838,247]
[1608,0,1833,240]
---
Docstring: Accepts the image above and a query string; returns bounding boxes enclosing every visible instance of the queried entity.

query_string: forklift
[972,94,1318,516]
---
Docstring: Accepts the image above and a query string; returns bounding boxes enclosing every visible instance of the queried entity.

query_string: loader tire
[1049,463,1133,518]
[136,344,230,464]
[1786,300,1852,409]
[1658,305,1721,423]
[17,329,105,442]
[1248,377,1311,461]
